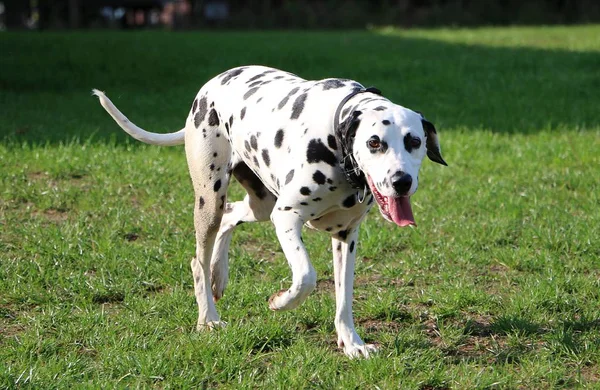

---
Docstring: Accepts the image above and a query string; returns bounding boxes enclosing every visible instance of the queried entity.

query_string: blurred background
[2,0,600,31]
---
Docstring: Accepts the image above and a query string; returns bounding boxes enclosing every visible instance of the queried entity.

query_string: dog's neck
[334,87,382,190]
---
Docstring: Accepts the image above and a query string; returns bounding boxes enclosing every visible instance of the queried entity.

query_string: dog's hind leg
[185,112,232,330]
[210,162,277,302]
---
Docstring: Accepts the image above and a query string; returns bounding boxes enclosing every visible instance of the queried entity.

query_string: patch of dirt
[316,278,334,292]
[0,305,27,342]
[354,274,413,287]
[579,364,600,382]
[359,319,404,332]
[40,207,70,222]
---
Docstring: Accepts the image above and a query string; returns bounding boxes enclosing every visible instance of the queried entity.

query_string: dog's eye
[367,137,381,149]
[410,137,421,148]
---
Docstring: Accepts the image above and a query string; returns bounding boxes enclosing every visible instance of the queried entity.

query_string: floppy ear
[421,119,448,166]
[335,110,365,188]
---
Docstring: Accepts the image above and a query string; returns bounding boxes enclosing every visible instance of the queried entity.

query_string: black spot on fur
[244,87,259,100]
[213,152,218,157]
[327,134,337,150]
[374,106,386,111]
[253,156,260,167]
[285,169,294,184]
[307,139,337,166]
[221,68,246,85]
[233,162,268,200]
[208,109,220,126]
[322,79,346,90]
[329,186,337,191]
[209,163,215,171]
[300,202,308,206]
[343,194,356,208]
[382,120,391,125]
[326,227,333,232]
[338,230,348,240]
[312,197,322,202]
[229,115,234,127]
[198,196,205,209]
[278,87,300,109]
[192,98,198,113]
[213,179,222,192]
[244,140,251,152]
[300,187,311,196]
[220,195,226,210]
[194,96,208,128]
[274,129,284,148]
[291,93,307,119]
[312,170,326,185]
[248,80,262,88]
[240,107,246,120]
[261,149,270,167]
[250,135,258,150]
[246,73,265,83]
[283,206,292,211]
[349,241,355,253]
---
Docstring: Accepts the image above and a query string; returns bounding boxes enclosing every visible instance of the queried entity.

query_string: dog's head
[337,107,447,227]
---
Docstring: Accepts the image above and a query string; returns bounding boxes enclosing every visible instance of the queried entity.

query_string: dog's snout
[391,172,412,195]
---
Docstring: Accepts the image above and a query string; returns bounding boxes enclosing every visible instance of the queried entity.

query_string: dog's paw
[196,320,227,331]
[337,332,378,359]
[343,343,378,359]
[268,289,291,310]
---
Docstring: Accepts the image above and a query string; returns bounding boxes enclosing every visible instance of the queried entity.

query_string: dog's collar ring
[357,184,369,203]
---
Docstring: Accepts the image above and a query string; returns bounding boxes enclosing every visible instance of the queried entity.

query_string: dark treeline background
[3,0,600,30]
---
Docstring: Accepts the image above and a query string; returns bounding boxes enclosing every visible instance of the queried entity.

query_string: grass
[1,25,600,388]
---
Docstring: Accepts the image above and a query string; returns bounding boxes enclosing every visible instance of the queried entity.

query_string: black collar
[333,87,382,189]
[333,86,382,129]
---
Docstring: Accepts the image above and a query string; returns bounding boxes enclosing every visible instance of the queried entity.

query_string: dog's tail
[92,89,185,146]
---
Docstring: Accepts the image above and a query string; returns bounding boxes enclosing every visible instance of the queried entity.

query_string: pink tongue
[388,196,416,227]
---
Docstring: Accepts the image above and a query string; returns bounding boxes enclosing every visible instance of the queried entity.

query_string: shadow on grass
[1,30,598,144]
[447,315,600,364]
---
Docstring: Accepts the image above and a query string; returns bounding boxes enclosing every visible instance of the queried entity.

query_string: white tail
[92,89,185,146]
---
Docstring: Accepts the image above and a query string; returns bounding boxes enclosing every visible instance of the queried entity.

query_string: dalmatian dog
[93,65,446,358]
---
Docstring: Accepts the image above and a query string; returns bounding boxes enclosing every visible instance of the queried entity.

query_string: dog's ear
[421,118,448,166]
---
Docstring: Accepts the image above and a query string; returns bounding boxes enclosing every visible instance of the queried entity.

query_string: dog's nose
[391,172,412,195]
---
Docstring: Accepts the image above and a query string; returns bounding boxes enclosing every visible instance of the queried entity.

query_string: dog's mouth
[367,175,415,227]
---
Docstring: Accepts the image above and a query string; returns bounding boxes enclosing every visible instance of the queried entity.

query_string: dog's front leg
[332,228,378,358]
[268,210,316,311]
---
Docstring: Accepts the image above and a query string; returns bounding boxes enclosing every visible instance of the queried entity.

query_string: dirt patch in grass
[39,207,70,222]
[0,305,27,342]
[359,319,404,332]
[579,364,600,382]
[316,278,335,293]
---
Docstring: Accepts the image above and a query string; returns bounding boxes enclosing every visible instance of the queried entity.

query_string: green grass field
[1,26,599,388]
